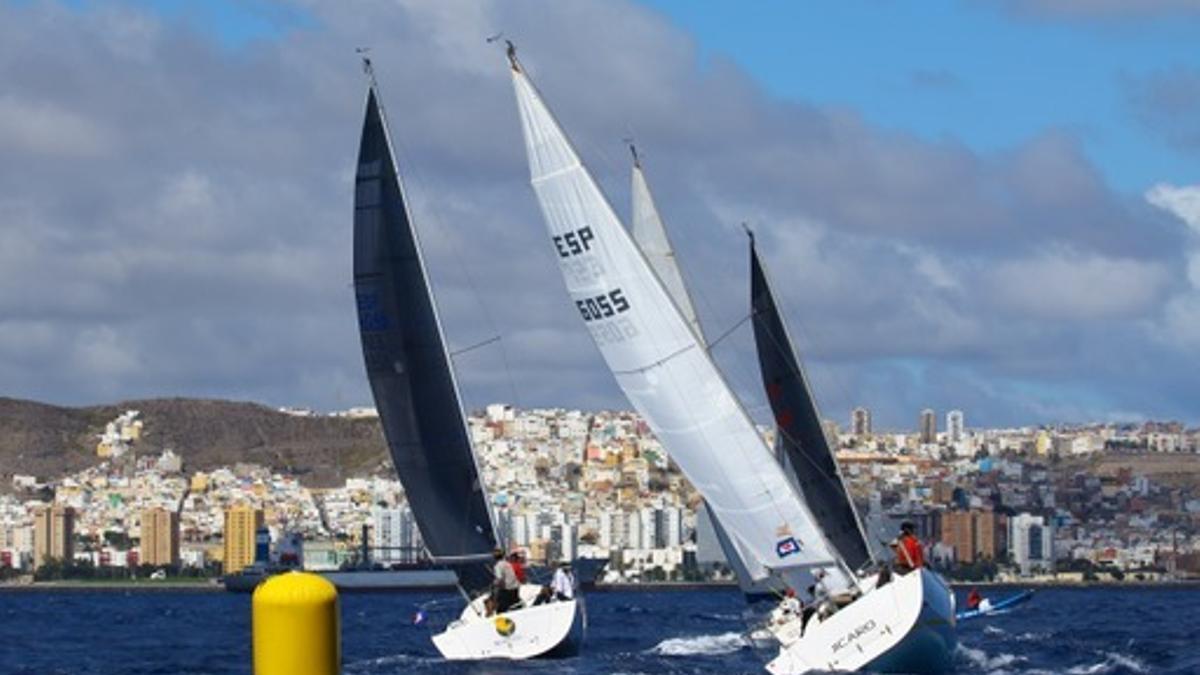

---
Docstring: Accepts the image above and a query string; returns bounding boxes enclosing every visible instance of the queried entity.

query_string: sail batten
[510,62,845,584]
[750,241,873,572]
[354,85,497,570]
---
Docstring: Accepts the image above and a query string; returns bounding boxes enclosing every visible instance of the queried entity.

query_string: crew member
[509,550,527,584]
[551,561,576,601]
[491,547,521,614]
[779,587,802,617]
[967,588,983,610]
[895,522,924,574]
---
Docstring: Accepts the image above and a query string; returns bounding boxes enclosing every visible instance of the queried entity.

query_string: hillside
[0,397,392,489]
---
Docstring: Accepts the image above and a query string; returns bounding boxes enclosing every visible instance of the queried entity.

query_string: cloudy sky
[1,0,1198,429]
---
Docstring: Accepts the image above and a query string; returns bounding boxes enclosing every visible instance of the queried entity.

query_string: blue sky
[638,0,1199,192]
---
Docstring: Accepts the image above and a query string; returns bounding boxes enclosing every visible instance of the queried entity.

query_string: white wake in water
[958,644,1027,673]
[649,631,749,656]
[1066,651,1150,674]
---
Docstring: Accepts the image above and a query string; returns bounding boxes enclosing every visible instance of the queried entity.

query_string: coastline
[0,579,224,593]
[5,577,1199,593]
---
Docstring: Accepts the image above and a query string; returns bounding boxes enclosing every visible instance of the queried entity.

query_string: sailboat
[353,60,581,660]
[749,236,956,674]
[506,38,851,609]
[504,45,956,673]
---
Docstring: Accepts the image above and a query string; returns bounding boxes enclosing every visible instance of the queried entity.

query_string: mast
[353,65,498,585]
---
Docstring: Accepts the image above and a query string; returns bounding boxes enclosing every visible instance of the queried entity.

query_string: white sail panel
[631,161,705,342]
[510,65,844,583]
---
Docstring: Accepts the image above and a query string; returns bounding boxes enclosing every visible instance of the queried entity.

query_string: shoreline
[0,580,224,593]
[4,578,1199,594]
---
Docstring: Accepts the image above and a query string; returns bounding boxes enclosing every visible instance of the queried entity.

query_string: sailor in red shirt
[896,522,924,573]
[508,550,527,584]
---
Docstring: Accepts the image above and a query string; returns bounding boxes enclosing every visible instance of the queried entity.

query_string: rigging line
[704,311,753,354]
[682,222,774,421]
[451,335,502,358]
[611,344,695,376]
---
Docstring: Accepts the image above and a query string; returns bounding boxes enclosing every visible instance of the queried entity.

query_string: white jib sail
[510,62,846,584]
[631,159,705,343]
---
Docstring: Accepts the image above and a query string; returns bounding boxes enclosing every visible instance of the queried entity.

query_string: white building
[372,506,422,563]
[946,410,964,443]
[1009,513,1054,576]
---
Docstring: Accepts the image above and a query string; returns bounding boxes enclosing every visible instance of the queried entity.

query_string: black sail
[750,240,872,572]
[353,86,497,567]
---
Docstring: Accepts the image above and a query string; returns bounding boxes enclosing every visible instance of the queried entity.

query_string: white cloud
[0,94,113,157]
[984,248,1172,320]
[1147,183,1200,232]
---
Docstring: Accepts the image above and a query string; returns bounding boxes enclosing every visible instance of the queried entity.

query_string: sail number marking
[575,289,630,322]
[553,227,594,258]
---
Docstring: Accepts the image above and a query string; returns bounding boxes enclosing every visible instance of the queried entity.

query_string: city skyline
[2,402,1196,584]
[1,1,1198,428]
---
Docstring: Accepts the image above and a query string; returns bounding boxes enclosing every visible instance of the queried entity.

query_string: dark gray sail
[354,84,497,567]
[750,238,872,572]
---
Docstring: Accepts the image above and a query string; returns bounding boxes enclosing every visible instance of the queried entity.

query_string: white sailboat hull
[431,584,582,660]
[766,569,956,674]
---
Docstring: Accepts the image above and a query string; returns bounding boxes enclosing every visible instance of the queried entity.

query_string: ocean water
[2,586,1197,674]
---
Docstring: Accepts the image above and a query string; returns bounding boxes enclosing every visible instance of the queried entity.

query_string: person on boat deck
[491,548,521,615]
[532,584,554,606]
[967,588,983,610]
[800,585,819,633]
[779,587,802,616]
[895,522,924,573]
[769,587,804,629]
[551,561,576,601]
[508,550,527,584]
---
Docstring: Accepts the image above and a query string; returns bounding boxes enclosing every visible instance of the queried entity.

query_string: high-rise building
[555,523,577,561]
[693,504,726,565]
[139,508,180,567]
[598,510,626,550]
[851,407,872,437]
[373,505,424,563]
[939,509,1006,564]
[33,505,74,570]
[1009,513,1054,576]
[919,409,937,444]
[223,505,264,574]
[946,410,965,443]
[664,507,682,548]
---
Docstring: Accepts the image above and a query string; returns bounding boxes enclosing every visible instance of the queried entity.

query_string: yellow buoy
[252,571,340,675]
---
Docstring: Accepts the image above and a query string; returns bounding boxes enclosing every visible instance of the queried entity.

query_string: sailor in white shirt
[551,562,576,601]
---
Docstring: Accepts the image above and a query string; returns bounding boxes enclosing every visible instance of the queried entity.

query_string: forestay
[353,84,497,568]
[509,57,842,582]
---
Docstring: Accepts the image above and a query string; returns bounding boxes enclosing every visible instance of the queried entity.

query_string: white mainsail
[509,53,846,585]
[630,151,770,593]
[630,151,705,342]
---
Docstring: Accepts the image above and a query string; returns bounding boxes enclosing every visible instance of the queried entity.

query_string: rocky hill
[0,397,392,489]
